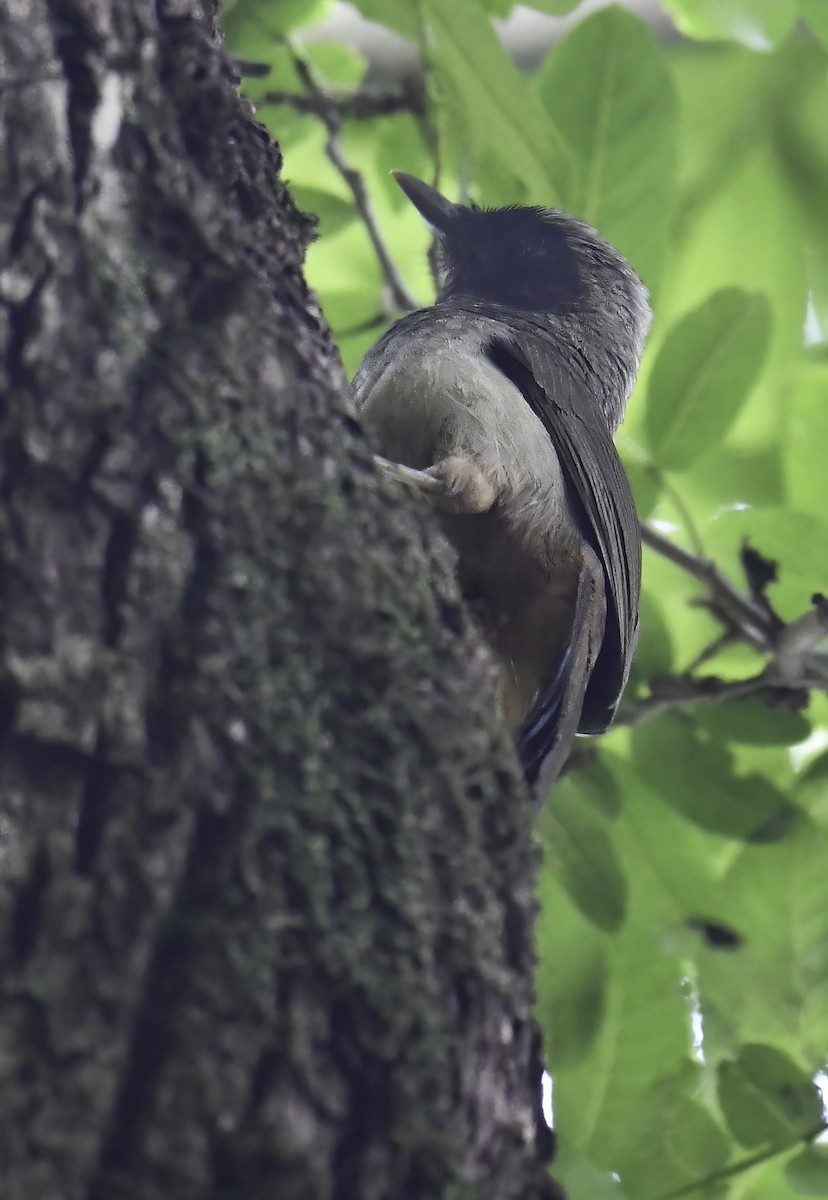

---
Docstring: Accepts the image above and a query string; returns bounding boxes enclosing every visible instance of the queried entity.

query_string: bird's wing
[485,330,641,737]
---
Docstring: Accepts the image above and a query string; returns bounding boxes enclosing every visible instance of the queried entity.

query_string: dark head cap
[393,171,585,314]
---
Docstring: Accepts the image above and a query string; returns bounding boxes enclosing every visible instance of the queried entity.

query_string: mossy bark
[0,2,561,1197]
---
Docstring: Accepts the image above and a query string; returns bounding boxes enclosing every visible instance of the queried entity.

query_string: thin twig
[617,673,784,728]
[684,630,737,673]
[260,84,425,121]
[230,57,273,79]
[338,311,391,339]
[641,522,773,649]
[627,524,828,729]
[288,47,418,314]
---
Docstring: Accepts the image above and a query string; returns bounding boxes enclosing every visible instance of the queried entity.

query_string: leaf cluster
[224,1,828,1195]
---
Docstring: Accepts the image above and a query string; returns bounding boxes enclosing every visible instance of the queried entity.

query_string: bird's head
[393,172,651,408]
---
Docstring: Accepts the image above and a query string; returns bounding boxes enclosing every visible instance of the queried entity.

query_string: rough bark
[0,1,560,1197]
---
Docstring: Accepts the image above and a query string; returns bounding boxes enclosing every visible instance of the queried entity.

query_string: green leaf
[797,750,828,823]
[303,42,366,89]
[547,767,723,1185]
[224,0,332,38]
[552,926,696,1178]
[661,0,798,51]
[477,0,515,14]
[615,1083,732,1199]
[631,718,797,840]
[644,289,773,471]
[349,0,421,38]
[419,0,571,204]
[786,1144,828,1195]
[784,359,828,520]
[553,1143,630,1198]
[800,0,828,48]
[622,457,661,519]
[697,820,828,1066]
[526,0,582,12]
[536,864,608,1068]
[612,760,732,930]
[223,23,305,106]
[554,754,625,819]
[693,700,812,747]
[706,506,828,620]
[290,186,357,236]
[627,589,675,688]
[364,114,432,213]
[718,1044,824,1149]
[536,6,678,292]
[541,789,627,931]
[679,444,785,511]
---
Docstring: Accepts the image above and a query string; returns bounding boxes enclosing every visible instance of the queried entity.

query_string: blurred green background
[225,2,828,1195]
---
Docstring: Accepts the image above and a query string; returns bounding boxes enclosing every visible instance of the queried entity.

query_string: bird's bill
[391,172,457,233]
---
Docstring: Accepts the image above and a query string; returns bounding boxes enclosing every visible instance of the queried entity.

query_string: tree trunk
[0,2,560,1197]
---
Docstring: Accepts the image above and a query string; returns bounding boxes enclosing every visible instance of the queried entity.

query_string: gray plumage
[352,174,650,785]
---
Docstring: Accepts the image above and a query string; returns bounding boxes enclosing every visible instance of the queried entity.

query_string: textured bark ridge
[0,2,561,1198]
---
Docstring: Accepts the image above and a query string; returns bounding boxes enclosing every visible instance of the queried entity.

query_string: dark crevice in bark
[175,446,220,653]
[74,429,111,501]
[88,800,239,1197]
[5,269,50,383]
[0,437,20,508]
[244,1047,280,1121]
[44,0,101,203]
[10,842,51,968]
[7,186,44,257]
[144,646,186,764]
[101,513,140,647]
[73,735,111,876]
[0,681,19,739]
[330,1069,393,1200]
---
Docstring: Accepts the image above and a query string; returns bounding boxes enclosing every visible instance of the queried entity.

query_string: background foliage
[224,1,828,1195]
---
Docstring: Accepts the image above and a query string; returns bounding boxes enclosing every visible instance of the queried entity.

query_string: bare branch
[641,522,773,649]
[628,524,828,730]
[260,84,425,121]
[617,673,791,728]
[230,57,273,79]
[288,48,419,314]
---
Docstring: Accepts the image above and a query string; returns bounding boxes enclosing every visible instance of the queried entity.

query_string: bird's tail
[518,549,606,787]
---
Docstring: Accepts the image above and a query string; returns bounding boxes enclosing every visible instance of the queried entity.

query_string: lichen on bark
[0,2,561,1198]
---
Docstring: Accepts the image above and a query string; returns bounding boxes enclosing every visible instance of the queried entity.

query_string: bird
[352,172,650,786]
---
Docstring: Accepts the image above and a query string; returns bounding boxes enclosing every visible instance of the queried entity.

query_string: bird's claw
[374,454,498,514]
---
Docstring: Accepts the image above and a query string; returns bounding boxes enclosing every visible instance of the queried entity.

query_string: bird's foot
[375,454,498,514]
[374,456,448,496]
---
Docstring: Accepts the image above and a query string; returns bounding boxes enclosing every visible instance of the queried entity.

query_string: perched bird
[352,173,650,785]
